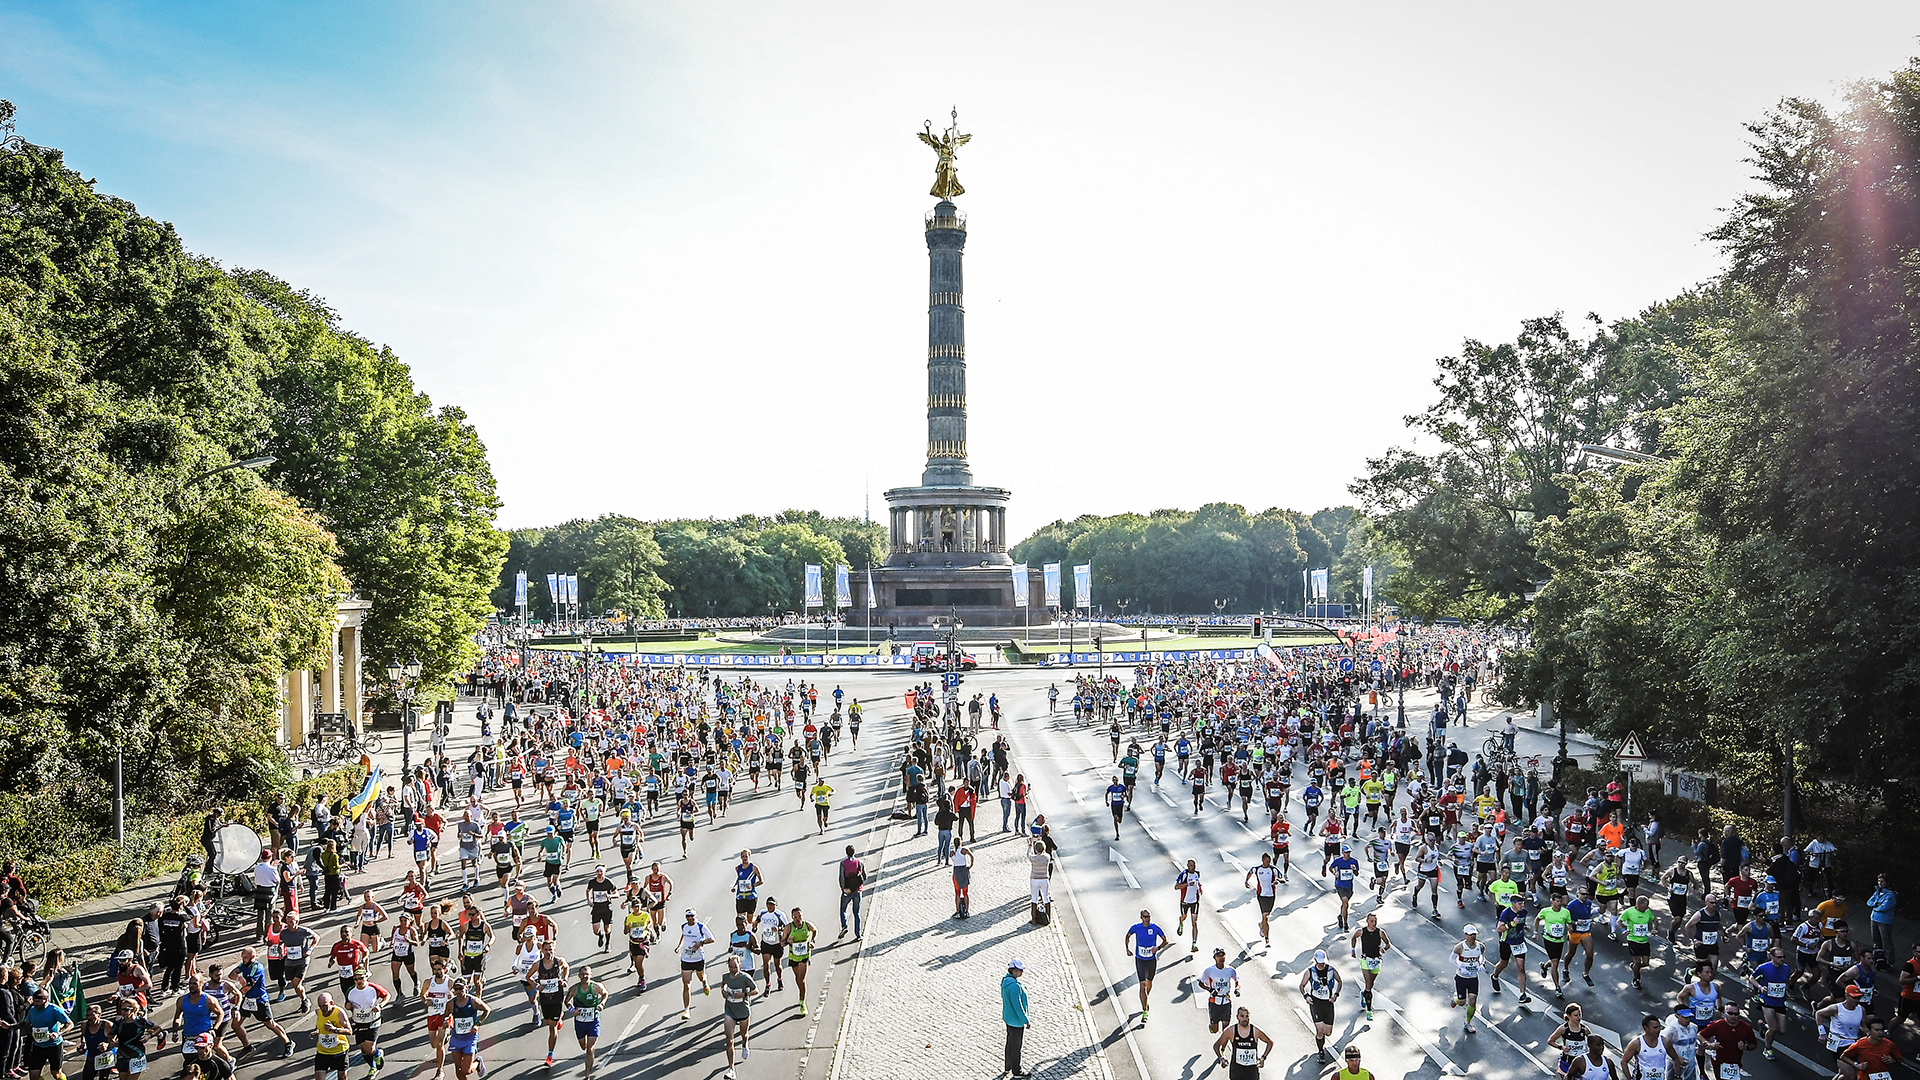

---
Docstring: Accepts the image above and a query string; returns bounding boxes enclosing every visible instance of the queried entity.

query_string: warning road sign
[1614,732,1648,763]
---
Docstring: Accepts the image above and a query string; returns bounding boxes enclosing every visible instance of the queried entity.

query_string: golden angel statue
[918,107,971,200]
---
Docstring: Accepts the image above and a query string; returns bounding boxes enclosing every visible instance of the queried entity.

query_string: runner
[1347,912,1392,1020]
[342,969,388,1080]
[1622,1014,1670,1080]
[1106,775,1128,840]
[1329,844,1361,932]
[1199,949,1240,1034]
[718,954,756,1080]
[1210,1006,1273,1080]
[1451,925,1485,1035]
[809,777,835,833]
[1174,861,1204,953]
[1490,894,1533,1004]
[1620,894,1659,990]
[1698,999,1758,1080]
[783,907,818,1017]
[1297,949,1342,1063]
[622,899,655,989]
[524,941,568,1069]
[23,986,71,1080]
[673,908,716,1020]
[754,898,788,996]
[1244,855,1280,947]
[441,980,489,1080]
[1124,909,1168,1024]
[1835,1017,1901,1080]
[566,965,609,1078]
[1410,838,1443,918]
[420,957,454,1080]
[457,900,493,996]
[614,811,642,883]
[732,850,764,917]
[1536,893,1575,998]
[584,866,618,951]
[312,993,352,1080]
[229,946,292,1058]
[1750,946,1793,1059]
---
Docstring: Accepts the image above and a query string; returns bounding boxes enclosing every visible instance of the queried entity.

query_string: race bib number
[453,1016,475,1035]
[575,1007,599,1022]
[351,1007,377,1025]
[90,1051,117,1072]
[128,1055,149,1074]
[1718,1066,1740,1080]
[318,1033,345,1051]
[1765,981,1787,999]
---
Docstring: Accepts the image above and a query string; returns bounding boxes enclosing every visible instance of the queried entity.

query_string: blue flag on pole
[804,564,823,609]
[1073,563,1092,610]
[546,573,560,609]
[835,565,851,609]
[515,571,527,607]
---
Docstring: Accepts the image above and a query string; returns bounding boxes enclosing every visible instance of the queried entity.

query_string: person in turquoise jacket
[1868,874,1898,965]
[1002,959,1031,1079]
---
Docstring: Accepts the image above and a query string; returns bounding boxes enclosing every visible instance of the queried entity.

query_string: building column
[285,668,313,747]
[318,629,341,716]
[341,625,363,731]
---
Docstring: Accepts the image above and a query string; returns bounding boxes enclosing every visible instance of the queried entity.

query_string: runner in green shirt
[1619,895,1659,990]
[1535,896,1575,998]
[567,967,608,1078]
[1488,867,1521,910]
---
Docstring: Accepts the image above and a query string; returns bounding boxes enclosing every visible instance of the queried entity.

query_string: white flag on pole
[1011,563,1029,608]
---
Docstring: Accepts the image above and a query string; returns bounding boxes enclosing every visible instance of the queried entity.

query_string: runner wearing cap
[1451,925,1485,1034]
[753,897,787,997]
[1817,985,1869,1055]
[584,866,618,951]
[1298,949,1342,1062]
[440,979,489,1080]
[1199,949,1239,1034]
[718,954,756,1080]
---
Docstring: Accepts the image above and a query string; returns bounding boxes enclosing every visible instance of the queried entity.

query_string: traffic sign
[1338,658,1354,674]
[1369,660,1383,672]
[944,672,960,690]
[1614,731,1648,763]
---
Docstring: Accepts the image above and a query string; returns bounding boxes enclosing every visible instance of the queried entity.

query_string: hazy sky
[4,4,1913,533]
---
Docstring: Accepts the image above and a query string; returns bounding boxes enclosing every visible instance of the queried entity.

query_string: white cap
[1008,958,1026,971]
[1313,949,1328,963]
[1464,924,1479,935]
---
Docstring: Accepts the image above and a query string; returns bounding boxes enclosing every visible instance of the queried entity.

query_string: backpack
[841,859,866,890]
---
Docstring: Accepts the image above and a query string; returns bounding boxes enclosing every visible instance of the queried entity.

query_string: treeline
[0,104,506,831]
[495,511,884,620]
[1354,65,1920,829]
[1009,504,1394,614]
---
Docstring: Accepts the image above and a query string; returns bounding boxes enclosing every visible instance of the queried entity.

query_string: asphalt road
[184,664,1858,1080]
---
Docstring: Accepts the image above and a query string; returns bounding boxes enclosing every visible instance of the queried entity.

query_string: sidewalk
[48,693,497,971]
[830,806,1113,1080]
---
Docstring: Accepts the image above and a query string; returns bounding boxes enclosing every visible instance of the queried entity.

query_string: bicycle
[1,913,50,967]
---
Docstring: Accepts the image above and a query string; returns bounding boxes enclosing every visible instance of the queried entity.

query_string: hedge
[1,764,366,916]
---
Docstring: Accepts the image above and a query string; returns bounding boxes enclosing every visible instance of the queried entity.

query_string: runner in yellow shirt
[313,994,352,1080]
[808,781,835,834]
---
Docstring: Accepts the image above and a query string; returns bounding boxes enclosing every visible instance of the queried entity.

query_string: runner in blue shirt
[1328,846,1362,931]
[1124,910,1169,1025]
[1106,778,1129,840]
[23,989,71,1080]
[1751,947,1793,1060]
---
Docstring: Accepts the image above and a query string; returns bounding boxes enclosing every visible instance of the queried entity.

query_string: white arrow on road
[1070,786,1088,806]
[1109,846,1140,888]
[1157,787,1178,808]
[1219,848,1248,874]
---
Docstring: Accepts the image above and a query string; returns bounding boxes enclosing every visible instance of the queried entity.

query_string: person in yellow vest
[312,993,352,1080]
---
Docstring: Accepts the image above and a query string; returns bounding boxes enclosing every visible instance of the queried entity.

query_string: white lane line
[1371,990,1464,1076]
[1055,803,1155,1080]
[1481,1011,1556,1075]
[1141,821,1161,843]
[1773,1041,1833,1076]
[604,1003,651,1059]
[1158,788,1178,808]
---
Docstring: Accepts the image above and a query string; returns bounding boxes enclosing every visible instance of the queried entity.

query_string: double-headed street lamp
[387,655,423,788]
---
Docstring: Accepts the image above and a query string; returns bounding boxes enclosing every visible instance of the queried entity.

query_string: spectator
[1805,834,1838,896]
[1002,959,1031,1080]
[1868,875,1898,966]
[1719,825,1745,889]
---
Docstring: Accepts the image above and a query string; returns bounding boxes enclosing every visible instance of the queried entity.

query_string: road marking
[604,1003,651,1059]
[1371,990,1464,1076]
[1071,786,1089,806]
[1158,788,1178,808]
[1109,846,1140,889]
[1141,821,1161,843]
[1219,848,1247,874]
[1054,828,1153,1080]
[1481,1011,1556,1075]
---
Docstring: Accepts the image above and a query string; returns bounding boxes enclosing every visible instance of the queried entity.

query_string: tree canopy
[0,103,505,821]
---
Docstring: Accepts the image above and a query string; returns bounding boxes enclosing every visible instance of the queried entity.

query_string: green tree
[584,521,668,619]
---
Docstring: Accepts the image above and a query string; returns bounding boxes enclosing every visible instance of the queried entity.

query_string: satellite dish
[212,823,265,876]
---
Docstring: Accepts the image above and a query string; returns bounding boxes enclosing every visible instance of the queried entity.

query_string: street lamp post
[387,656,423,793]
[579,636,593,714]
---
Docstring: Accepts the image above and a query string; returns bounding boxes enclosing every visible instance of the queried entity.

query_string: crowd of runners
[1064,636,1906,1080]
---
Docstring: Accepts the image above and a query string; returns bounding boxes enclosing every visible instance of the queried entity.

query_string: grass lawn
[532,639,881,656]
[1016,633,1336,655]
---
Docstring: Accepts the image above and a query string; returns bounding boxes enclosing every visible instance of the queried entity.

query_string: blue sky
[3,3,1915,530]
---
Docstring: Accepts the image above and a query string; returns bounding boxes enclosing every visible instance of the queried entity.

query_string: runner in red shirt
[1699,1001,1758,1080]
[328,926,369,993]
[1837,1019,1901,1080]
